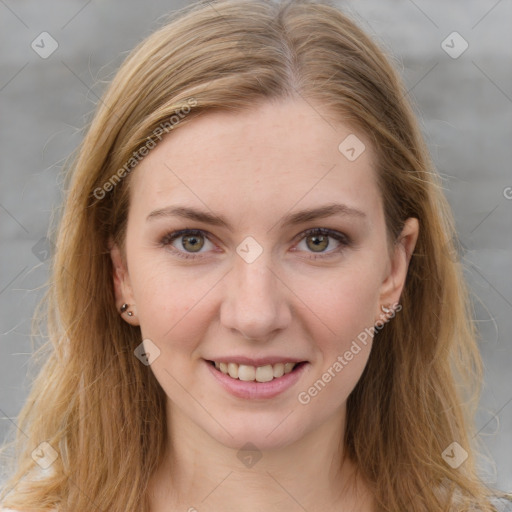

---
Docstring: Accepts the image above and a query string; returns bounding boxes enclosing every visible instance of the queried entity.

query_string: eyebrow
[146,203,366,230]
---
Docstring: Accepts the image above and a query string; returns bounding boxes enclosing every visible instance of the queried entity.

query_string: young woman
[1,0,510,510]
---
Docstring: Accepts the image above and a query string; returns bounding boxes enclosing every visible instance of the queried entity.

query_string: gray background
[1,0,511,491]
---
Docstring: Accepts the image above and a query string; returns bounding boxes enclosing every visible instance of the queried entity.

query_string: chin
[201,410,310,452]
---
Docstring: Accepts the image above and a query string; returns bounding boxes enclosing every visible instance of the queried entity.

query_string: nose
[220,251,292,341]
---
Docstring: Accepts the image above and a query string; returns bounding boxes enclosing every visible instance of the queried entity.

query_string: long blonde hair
[1,0,505,510]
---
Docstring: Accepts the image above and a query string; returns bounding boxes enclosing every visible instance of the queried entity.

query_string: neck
[148,401,375,512]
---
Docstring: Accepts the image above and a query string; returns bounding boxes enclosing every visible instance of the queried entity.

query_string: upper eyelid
[163,227,349,252]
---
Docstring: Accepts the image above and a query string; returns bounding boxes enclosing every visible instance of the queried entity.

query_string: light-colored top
[494,497,512,511]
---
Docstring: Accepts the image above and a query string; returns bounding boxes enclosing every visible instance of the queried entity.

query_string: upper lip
[205,356,307,366]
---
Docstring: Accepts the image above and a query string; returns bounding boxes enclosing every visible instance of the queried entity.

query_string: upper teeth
[214,361,297,382]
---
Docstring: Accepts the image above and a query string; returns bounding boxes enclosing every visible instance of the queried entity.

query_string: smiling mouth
[206,360,307,383]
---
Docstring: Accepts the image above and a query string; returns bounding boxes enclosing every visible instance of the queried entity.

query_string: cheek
[292,261,382,406]
[295,262,383,349]
[296,280,377,411]
[129,260,231,368]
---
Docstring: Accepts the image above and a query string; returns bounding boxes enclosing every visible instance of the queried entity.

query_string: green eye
[160,227,350,260]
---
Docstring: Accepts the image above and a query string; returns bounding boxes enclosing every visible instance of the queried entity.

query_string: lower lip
[205,360,309,399]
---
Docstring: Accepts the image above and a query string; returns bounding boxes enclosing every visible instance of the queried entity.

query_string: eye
[294,228,350,258]
[159,227,351,261]
[159,229,216,259]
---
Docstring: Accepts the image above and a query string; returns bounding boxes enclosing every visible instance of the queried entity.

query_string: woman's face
[111,98,417,450]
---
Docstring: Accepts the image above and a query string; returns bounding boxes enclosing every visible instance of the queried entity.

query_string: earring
[381,304,393,315]
[120,303,134,317]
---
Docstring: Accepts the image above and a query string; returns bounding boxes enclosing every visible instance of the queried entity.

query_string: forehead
[129,98,381,224]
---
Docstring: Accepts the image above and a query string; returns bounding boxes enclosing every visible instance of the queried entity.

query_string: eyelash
[159,228,351,261]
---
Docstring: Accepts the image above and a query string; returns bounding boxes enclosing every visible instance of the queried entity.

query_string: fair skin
[110,98,418,512]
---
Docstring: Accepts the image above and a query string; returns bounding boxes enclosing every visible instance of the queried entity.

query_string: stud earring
[381,304,393,315]
[120,303,134,317]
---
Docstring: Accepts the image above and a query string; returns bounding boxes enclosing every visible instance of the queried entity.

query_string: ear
[376,217,419,318]
[109,236,139,326]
